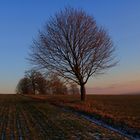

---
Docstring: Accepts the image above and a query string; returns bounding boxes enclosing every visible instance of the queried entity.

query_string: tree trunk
[80,84,86,101]
[32,82,36,95]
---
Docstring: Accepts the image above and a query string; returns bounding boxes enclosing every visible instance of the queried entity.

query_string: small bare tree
[25,70,47,94]
[25,70,38,94]
[16,77,32,94]
[69,83,79,95]
[30,8,117,101]
[47,73,68,95]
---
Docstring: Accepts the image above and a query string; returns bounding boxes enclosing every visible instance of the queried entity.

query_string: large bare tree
[30,8,117,101]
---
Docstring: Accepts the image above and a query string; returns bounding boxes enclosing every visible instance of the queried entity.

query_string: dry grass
[29,94,140,137]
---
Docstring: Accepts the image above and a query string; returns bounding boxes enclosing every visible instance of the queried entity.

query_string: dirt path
[54,105,137,140]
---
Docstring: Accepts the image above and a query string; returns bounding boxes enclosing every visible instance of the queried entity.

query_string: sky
[0,0,140,94]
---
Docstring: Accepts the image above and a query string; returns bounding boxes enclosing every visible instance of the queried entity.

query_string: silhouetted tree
[17,70,47,94]
[25,70,47,94]
[30,7,117,101]
[16,77,32,94]
[69,83,79,95]
[47,73,68,94]
[25,70,37,94]
[36,72,47,94]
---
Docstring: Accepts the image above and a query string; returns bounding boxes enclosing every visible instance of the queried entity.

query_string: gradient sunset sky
[0,0,140,94]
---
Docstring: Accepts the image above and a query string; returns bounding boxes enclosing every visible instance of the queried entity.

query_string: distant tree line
[16,70,79,95]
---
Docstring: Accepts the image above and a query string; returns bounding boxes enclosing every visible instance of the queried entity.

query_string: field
[29,94,140,139]
[0,94,129,140]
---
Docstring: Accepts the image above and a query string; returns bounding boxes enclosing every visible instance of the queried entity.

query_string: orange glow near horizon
[87,80,140,94]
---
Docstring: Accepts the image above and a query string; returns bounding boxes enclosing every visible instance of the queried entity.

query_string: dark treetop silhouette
[29,7,117,101]
[16,70,47,95]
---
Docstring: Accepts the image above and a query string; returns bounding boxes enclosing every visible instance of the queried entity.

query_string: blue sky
[0,0,140,93]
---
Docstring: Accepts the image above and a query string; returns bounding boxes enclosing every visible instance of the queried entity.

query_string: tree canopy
[29,7,117,101]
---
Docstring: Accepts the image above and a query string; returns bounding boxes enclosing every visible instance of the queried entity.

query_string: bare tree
[69,83,79,95]
[25,70,37,94]
[16,77,32,94]
[47,73,68,95]
[25,70,47,94]
[30,8,117,101]
[35,72,47,94]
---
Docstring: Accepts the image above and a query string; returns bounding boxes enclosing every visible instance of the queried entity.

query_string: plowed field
[0,94,129,140]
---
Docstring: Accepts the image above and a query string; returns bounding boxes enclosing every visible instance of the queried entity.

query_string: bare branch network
[30,8,117,101]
